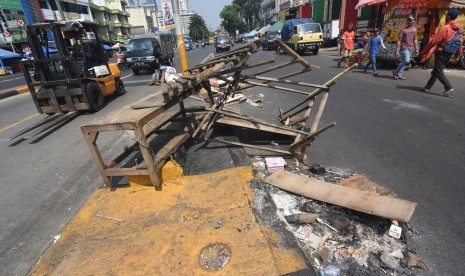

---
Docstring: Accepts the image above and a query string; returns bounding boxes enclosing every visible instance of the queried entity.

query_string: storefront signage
[0,0,23,11]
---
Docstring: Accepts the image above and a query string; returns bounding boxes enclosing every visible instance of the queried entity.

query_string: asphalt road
[0,46,214,275]
[0,44,464,275]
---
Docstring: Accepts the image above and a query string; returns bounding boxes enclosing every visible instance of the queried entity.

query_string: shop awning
[355,0,388,9]
[449,0,465,8]
[0,49,21,59]
[267,21,284,33]
[258,24,273,35]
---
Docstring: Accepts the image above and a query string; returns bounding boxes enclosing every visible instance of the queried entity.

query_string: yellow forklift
[12,20,125,141]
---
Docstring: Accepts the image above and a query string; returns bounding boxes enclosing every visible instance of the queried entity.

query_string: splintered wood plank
[216,117,298,137]
[265,170,416,222]
[337,174,396,197]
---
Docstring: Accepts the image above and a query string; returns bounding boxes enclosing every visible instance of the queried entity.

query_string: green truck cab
[281,18,323,55]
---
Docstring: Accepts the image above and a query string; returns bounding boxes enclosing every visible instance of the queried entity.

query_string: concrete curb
[0,85,29,100]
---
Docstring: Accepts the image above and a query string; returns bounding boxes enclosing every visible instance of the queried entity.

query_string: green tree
[220,4,245,36]
[232,0,260,30]
[188,13,209,41]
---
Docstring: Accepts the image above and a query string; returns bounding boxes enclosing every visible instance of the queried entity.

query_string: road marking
[121,74,133,79]
[0,92,28,104]
[0,113,39,134]
[0,76,24,84]
[311,65,321,68]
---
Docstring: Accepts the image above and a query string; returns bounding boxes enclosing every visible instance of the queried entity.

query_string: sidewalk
[0,85,28,100]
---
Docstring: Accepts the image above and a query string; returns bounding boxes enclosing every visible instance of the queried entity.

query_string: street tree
[220,4,245,36]
[188,13,209,41]
[232,0,260,30]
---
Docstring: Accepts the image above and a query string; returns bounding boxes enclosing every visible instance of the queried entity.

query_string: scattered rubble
[252,160,427,275]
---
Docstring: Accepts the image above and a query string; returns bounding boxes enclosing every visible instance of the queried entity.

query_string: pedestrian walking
[337,23,356,68]
[363,29,387,76]
[337,30,344,55]
[393,15,419,80]
[419,9,463,97]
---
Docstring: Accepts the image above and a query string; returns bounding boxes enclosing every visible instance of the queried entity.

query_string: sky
[152,0,232,30]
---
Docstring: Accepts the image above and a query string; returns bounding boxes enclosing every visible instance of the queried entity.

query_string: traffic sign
[3,31,10,37]
[7,20,18,28]
[5,36,12,42]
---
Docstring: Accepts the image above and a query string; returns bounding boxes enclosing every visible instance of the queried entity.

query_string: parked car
[236,34,246,44]
[125,34,174,75]
[263,32,281,51]
[215,35,230,53]
[184,38,193,51]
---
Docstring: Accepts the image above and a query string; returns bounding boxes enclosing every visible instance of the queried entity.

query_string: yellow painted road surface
[32,167,308,275]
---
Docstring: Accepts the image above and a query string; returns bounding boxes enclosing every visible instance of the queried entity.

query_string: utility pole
[171,0,188,75]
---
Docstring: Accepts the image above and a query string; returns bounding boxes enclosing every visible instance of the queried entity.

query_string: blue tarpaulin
[42,46,58,54]
[281,18,314,40]
[0,49,21,68]
[103,44,112,51]
[0,49,21,59]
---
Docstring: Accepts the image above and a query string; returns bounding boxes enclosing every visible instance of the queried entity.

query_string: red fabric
[301,5,311,18]
[421,20,463,57]
[341,0,359,31]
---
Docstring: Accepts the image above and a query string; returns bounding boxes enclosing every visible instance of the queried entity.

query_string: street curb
[0,85,29,100]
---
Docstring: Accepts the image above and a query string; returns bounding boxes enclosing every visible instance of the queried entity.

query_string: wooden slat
[205,108,309,135]
[265,170,417,222]
[104,167,149,176]
[205,138,292,155]
[216,117,298,137]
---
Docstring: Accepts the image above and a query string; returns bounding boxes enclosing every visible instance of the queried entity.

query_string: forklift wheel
[86,82,105,111]
[115,78,126,96]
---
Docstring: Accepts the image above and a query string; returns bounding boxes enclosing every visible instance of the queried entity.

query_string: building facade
[126,3,158,34]
[156,0,192,35]
[277,0,313,22]
[260,0,278,26]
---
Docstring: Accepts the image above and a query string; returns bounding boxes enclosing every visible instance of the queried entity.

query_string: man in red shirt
[337,23,355,68]
[420,9,463,96]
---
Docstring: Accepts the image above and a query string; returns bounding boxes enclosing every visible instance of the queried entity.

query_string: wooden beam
[272,38,311,68]
[288,122,336,152]
[241,74,328,89]
[282,63,358,116]
[206,108,309,136]
[241,80,310,95]
[265,170,417,222]
[205,138,292,155]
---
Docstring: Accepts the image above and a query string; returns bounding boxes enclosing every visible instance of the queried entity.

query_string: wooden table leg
[134,126,161,187]
[81,130,112,187]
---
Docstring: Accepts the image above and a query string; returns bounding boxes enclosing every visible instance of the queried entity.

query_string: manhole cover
[199,243,231,271]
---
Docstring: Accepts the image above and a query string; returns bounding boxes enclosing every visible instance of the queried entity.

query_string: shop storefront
[356,0,465,65]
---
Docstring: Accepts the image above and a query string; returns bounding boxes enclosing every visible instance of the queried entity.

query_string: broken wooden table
[81,94,195,188]
[81,62,227,188]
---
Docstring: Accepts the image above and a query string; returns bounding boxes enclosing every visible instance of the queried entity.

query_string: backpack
[443,29,462,55]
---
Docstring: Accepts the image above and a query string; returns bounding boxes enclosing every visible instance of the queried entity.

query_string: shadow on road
[395,84,452,98]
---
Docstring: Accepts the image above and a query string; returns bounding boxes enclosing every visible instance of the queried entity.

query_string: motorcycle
[196,42,199,48]
[202,42,205,48]
[117,51,128,70]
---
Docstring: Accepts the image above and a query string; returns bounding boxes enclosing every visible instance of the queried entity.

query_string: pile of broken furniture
[81,40,357,188]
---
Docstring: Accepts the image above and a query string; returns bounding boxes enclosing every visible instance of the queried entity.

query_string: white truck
[323,19,339,46]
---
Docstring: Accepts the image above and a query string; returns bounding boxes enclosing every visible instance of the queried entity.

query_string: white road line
[311,65,321,68]
[121,73,133,79]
